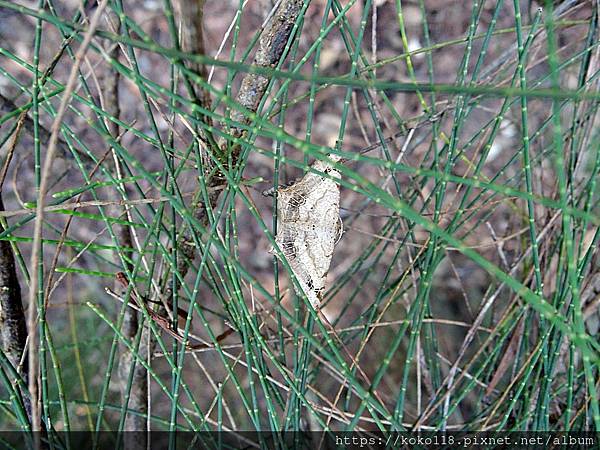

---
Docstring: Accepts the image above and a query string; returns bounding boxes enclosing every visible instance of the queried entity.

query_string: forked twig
[113,272,235,351]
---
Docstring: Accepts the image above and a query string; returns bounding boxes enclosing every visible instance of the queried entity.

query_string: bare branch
[173,0,213,120]
[0,115,29,424]
[224,0,304,153]
[102,11,150,438]
[0,197,27,374]
[176,0,306,279]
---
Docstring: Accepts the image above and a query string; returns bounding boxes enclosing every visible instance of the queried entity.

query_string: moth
[269,158,343,308]
[266,157,389,395]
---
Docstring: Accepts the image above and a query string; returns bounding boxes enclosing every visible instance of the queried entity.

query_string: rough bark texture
[226,0,304,148]
[173,0,213,125]
[0,197,27,373]
[0,195,33,428]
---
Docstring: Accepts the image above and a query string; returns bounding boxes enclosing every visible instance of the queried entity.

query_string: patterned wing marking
[273,159,342,308]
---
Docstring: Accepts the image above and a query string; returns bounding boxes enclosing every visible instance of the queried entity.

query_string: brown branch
[0,197,27,375]
[0,113,29,423]
[224,0,304,153]
[175,0,306,282]
[173,0,213,122]
[102,12,150,438]
[115,272,236,350]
